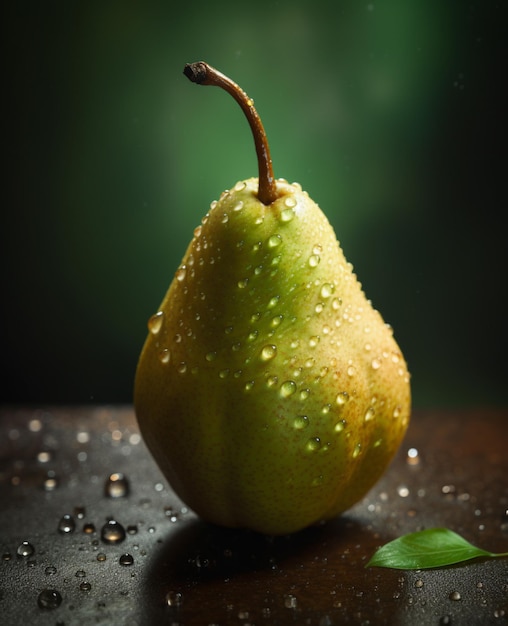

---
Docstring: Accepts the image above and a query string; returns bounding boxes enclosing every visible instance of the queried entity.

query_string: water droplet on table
[57,514,75,534]
[16,541,34,557]
[37,589,62,610]
[101,520,126,544]
[104,473,130,498]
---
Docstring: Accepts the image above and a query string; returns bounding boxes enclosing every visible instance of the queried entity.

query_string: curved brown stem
[183,61,278,206]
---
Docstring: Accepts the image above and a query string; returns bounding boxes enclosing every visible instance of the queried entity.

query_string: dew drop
[268,295,280,309]
[364,407,375,422]
[119,553,134,567]
[293,415,309,430]
[320,283,334,298]
[57,514,76,534]
[266,375,278,388]
[352,443,362,458]
[271,315,283,328]
[309,336,320,348]
[234,180,247,191]
[336,392,349,406]
[280,208,295,222]
[238,278,249,289]
[159,348,171,364]
[334,419,346,433]
[165,590,184,607]
[221,213,229,224]
[449,591,461,601]
[247,330,258,342]
[280,381,297,398]
[17,541,34,557]
[97,553,107,562]
[244,381,254,392]
[393,405,402,418]
[193,225,202,238]
[148,311,164,334]
[306,437,321,453]
[371,358,381,370]
[219,369,230,379]
[178,362,187,373]
[268,234,282,248]
[205,351,217,362]
[299,388,310,401]
[37,589,62,610]
[332,297,342,310]
[101,520,126,544]
[308,254,320,268]
[261,345,277,361]
[175,265,187,282]
[315,303,324,314]
[406,447,420,465]
[105,473,130,498]
[80,582,92,592]
[347,365,356,377]
[233,200,244,212]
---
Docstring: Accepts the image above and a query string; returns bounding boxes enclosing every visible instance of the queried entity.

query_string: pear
[134,62,411,535]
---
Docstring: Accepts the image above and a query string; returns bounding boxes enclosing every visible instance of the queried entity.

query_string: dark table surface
[0,406,507,626]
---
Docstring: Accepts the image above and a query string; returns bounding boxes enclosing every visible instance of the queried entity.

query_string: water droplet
[406,447,420,465]
[393,405,402,418]
[415,579,424,589]
[43,472,59,491]
[347,365,356,377]
[175,265,187,282]
[293,415,309,430]
[37,589,62,610]
[17,541,34,557]
[119,553,134,566]
[397,485,410,497]
[280,208,294,222]
[352,443,362,458]
[284,196,297,208]
[261,345,277,361]
[309,336,320,348]
[219,369,229,379]
[306,437,321,452]
[105,473,130,498]
[267,234,282,248]
[449,591,461,601]
[57,514,76,534]
[284,593,298,608]
[101,520,126,544]
[234,180,246,191]
[37,450,51,463]
[177,362,187,374]
[238,278,249,289]
[83,522,95,534]
[233,200,244,212]
[280,381,297,398]
[97,553,107,562]
[80,581,92,592]
[320,283,334,298]
[159,348,171,364]
[268,295,280,308]
[336,392,349,406]
[332,297,342,310]
[148,311,164,334]
[334,419,346,433]
[165,590,184,607]
[315,303,324,314]
[371,358,381,370]
[45,566,57,576]
[247,330,258,342]
[205,351,217,362]
[221,213,229,223]
[299,388,310,401]
[308,254,320,268]
[266,375,278,388]
[364,407,375,421]
[244,381,255,392]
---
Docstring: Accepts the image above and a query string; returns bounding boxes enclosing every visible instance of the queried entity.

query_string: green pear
[134,62,411,535]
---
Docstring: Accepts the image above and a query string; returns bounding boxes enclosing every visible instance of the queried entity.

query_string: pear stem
[183,61,278,206]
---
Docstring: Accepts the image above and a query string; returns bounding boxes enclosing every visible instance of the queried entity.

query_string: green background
[2,1,506,408]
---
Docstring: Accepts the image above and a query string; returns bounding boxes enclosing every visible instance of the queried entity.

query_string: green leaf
[366,528,508,570]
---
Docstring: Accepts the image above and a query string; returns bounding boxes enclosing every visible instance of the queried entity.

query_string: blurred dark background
[1,1,506,409]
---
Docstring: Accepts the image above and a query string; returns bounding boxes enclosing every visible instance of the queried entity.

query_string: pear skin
[134,175,411,535]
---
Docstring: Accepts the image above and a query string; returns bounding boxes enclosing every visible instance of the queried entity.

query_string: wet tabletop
[0,407,507,625]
